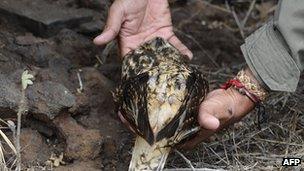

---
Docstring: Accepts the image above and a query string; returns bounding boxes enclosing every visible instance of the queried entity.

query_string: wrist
[241,67,269,102]
[243,67,267,91]
[227,87,255,114]
[221,67,269,104]
[244,68,258,84]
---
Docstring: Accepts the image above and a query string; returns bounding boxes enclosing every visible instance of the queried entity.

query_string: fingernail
[186,51,193,60]
[200,115,220,131]
[183,51,193,60]
[211,117,220,129]
[93,35,103,44]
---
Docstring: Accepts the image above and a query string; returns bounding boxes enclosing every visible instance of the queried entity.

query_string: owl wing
[119,72,155,145]
[175,68,209,144]
[156,68,209,143]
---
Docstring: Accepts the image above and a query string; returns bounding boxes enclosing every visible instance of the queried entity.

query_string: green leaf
[21,70,34,90]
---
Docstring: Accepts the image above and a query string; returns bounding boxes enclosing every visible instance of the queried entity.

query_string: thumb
[198,102,220,131]
[94,2,124,45]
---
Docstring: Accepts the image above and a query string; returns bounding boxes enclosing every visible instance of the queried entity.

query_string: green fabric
[242,0,303,92]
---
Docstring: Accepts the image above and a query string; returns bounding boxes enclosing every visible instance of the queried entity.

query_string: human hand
[180,68,261,149]
[93,0,192,58]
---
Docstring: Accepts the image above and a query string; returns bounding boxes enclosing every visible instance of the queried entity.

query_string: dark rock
[81,67,114,92]
[19,128,51,166]
[102,138,117,159]
[71,68,128,169]
[48,56,72,72]
[52,29,101,67]
[101,138,119,171]
[0,0,94,37]
[54,160,100,171]
[45,0,78,8]
[0,31,76,121]
[72,68,117,133]
[0,48,25,75]
[0,70,76,122]
[25,118,55,137]
[13,40,57,68]
[0,52,9,62]
[0,74,21,118]
[77,0,110,11]
[26,81,76,121]
[54,114,102,160]
[1,32,58,68]
[77,20,105,36]
[15,34,47,45]
[98,63,122,83]
[37,57,74,89]
[69,93,91,116]
[2,31,70,70]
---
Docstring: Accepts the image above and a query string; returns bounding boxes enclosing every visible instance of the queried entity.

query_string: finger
[198,112,220,131]
[168,35,193,59]
[93,2,124,45]
[198,102,220,131]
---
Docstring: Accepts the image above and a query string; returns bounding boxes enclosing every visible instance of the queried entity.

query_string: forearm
[241,0,304,92]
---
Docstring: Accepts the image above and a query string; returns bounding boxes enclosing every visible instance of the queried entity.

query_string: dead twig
[94,40,116,68]
[76,69,84,93]
[101,40,116,63]
[174,29,219,67]
[200,0,231,14]
[241,0,257,28]
[225,0,245,39]
[174,150,195,171]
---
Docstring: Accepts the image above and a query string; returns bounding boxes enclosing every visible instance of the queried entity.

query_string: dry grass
[166,66,304,170]
[0,119,17,171]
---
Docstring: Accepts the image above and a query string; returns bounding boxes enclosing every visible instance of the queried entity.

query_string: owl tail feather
[129,136,171,171]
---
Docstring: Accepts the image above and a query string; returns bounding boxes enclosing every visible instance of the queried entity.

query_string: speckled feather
[115,37,209,170]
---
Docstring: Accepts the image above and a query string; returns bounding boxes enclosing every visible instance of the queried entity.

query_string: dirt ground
[0,0,303,170]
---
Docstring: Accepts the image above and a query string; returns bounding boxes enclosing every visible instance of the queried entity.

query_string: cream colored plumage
[115,37,208,171]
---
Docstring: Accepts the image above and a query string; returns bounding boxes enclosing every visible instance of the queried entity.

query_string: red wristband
[221,79,261,104]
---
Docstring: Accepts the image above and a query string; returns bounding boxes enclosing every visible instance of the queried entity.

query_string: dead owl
[115,37,209,171]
